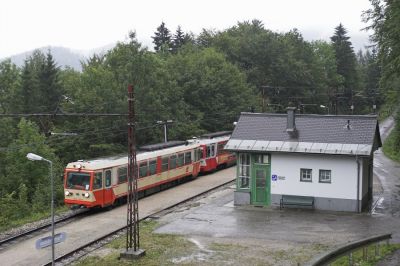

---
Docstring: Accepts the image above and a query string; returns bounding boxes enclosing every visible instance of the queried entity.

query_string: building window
[238,153,251,189]
[319,169,331,183]
[254,154,269,164]
[300,168,312,182]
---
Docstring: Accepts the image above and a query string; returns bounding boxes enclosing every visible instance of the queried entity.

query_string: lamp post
[27,153,55,266]
[320,105,330,115]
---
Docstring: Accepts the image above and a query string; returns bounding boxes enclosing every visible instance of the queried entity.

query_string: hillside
[1,45,114,71]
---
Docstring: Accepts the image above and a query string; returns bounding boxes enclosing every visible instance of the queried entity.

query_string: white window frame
[300,168,312,182]
[254,154,269,164]
[238,153,251,189]
[319,169,332,183]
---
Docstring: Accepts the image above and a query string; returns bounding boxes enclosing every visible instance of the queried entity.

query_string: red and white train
[198,131,236,172]
[63,132,235,209]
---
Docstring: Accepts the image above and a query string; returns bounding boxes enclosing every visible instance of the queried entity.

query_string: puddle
[371,197,385,216]
[224,201,234,208]
[171,238,214,264]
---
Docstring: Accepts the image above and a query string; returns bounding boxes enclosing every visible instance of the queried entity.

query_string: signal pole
[121,85,145,260]
[156,120,173,143]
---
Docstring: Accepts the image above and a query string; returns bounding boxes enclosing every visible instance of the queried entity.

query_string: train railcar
[198,131,236,173]
[64,142,203,208]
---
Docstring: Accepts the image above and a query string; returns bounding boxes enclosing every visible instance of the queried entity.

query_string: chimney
[286,107,297,133]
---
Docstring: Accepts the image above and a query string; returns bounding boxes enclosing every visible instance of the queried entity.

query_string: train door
[206,143,217,170]
[103,169,113,206]
[92,171,104,205]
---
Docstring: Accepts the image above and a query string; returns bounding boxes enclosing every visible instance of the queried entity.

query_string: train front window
[66,172,91,190]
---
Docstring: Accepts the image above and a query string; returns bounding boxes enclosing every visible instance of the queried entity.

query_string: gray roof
[225,113,382,156]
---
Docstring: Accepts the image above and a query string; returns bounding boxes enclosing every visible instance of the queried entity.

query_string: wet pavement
[155,116,400,263]
[372,116,400,218]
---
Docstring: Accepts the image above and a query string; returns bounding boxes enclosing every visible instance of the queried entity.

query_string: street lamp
[27,153,55,266]
[320,105,330,115]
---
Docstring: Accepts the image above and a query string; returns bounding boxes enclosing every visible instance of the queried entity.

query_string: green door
[251,155,270,206]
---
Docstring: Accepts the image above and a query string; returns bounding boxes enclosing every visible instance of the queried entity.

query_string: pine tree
[40,50,63,112]
[171,26,186,53]
[330,23,359,113]
[152,22,172,52]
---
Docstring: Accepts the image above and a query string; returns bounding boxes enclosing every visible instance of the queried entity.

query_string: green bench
[280,195,315,210]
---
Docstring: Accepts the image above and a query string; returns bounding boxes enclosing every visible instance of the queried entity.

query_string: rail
[306,233,392,266]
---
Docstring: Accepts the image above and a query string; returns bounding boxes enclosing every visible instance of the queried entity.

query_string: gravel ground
[0,208,85,242]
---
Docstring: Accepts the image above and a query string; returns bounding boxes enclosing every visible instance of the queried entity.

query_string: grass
[377,103,395,122]
[0,205,69,233]
[331,243,400,266]
[382,129,400,163]
[76,220,198,266]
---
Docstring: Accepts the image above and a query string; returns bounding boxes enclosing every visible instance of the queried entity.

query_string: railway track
[0,208,89,250]
[45,179,234,266]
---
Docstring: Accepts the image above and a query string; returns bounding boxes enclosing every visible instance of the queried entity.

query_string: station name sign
[272,174,285,181]
[35,232,67,249]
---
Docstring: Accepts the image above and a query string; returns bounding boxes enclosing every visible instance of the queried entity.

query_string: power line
[0,113,129,118]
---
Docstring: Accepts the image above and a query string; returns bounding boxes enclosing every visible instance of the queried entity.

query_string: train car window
[177,153,184,167]
[162,157,169,172]
[118,167,127,183]
[217,143,226,155]
[185,152,192,164]
[206,145,216,158]
[93,172,103,189]
[149,160,157,175]
[67,172,90,190]
[105,170,112,188]
[169,155,177,170]
[139,161,148,178]
[196,149,203,161]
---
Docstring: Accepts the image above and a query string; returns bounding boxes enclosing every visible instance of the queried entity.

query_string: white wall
[271,153,359,200]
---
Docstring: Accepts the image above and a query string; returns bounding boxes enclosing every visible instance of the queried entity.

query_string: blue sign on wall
[272,174,277,181]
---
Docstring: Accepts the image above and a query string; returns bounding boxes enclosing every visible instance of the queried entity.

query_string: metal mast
[126,84,140,253]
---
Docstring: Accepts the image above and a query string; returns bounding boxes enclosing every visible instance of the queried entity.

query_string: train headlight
[65,191,70,196]
[84,192,90,198]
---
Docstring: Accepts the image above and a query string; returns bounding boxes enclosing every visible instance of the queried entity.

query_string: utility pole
[121,85,145,260]
[261,86,266,113]
[157,120,173,143]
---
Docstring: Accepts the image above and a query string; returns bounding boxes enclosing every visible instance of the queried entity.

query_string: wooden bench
[280,195,315,210]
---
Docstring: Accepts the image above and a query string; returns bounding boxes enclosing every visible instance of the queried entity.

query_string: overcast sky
[0,0,373,58]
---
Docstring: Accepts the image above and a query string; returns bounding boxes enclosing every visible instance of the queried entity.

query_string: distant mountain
[1,44,115,71]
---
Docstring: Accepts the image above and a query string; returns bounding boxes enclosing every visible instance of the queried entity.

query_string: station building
[225,108,382,212]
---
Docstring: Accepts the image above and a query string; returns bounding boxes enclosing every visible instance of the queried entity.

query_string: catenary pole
[121,84,144,260]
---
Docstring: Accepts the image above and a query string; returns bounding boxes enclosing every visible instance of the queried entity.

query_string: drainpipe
[356,155,360,213]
